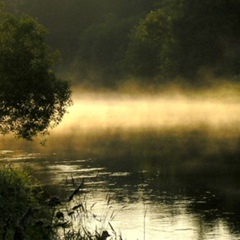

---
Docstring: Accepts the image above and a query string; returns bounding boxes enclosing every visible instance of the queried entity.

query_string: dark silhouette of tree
[126,0,240,82]
[7,0,240,86]
[0,7,72,140]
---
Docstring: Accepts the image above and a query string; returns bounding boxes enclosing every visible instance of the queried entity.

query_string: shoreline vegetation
[2,126,240,239]
[2,1,240,89]
[0,164,122,240]
[1,1,240,239]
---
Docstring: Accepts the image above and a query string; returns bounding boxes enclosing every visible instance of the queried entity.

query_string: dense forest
[3,0,240,88]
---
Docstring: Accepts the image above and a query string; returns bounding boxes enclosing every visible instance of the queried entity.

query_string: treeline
[4,0,240,88]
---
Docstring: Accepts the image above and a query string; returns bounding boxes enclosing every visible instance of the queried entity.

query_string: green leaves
[126,0,240,82]
[0,10,72,140]
[125,8,176,79]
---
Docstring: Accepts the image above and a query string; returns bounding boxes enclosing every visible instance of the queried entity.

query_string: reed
[51,179,124,239]
[0,164,53,239]
[0,165,123,239]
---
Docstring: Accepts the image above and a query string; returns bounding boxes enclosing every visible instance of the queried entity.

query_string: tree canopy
[4,0,240,87]
[127,0,240,81]
[0,7,72,140]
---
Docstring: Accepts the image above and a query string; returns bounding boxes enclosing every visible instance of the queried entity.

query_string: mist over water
[1,84,240,240]
[55,84,240,134]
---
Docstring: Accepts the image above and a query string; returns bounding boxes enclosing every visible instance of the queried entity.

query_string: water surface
[1,91,240,240]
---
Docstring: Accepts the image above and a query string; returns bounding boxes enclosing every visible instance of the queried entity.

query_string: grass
[0,164,53,239]
[0,164,123,240]
[53,192,124,240]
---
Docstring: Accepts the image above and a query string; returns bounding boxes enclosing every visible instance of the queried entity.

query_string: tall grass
[0,164,122,240]
[0,164,53,239]
[51,176,124,240]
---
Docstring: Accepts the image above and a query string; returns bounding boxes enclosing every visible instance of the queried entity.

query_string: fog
[54,83,240,135]
[1,82,240,154]
[2,84,240,240]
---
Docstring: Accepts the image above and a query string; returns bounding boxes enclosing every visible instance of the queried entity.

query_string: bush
[0,164,52,239]
[0,164,122,239]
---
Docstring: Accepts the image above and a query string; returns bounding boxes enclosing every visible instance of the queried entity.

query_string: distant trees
[168,0,240,80]
[77,14,137,87]
[5,0,156,87]
[0,6,72,140]
[126,0,240,81]
[75,0,157,87]
[124,8,172,79]
[5,0,240,87]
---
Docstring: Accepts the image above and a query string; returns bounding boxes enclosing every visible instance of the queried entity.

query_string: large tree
[126,0,240,82]
[0,7,72,140]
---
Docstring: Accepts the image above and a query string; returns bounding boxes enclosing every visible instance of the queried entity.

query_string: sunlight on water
[81,193,237,240]
[2,86,240,240]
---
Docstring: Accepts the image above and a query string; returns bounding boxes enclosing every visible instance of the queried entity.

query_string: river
[1,89,240,240]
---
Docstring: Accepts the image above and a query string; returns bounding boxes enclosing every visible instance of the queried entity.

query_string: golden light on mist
[55,88,240,134]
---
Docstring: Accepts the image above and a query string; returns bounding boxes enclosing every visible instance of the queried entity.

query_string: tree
[126,0,240,82]
[168,0,240,79]
[0,7,72,140]
[124,8,174,79]
[78,14,138,87]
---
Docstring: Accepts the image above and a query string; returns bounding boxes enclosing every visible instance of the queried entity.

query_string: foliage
[4,0,240,86]
[0,7,72,140]
[51,192,123,240]
[78,14,137,86]
[127,0,240,81]
[3,0,157,87]
[6,0,155,66]
[0,164,122,239]
[163,0,240,79]
[0,164,52,239]
[124,8,174,79]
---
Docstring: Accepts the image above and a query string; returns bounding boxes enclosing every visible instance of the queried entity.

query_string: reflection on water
[1,91,240,239]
